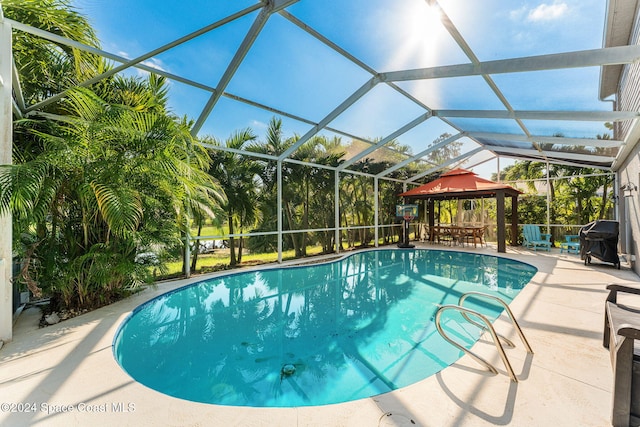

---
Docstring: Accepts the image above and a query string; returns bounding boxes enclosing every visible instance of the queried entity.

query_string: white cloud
[112,52,167,74]
[527,2,569,22]
[135,58,170,81]
[140,57,167,72]
[251,120,268,130]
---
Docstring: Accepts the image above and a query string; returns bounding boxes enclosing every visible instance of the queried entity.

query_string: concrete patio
[1,244,638,427]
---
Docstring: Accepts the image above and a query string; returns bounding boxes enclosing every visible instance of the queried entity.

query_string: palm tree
[206,129,261,266]
[290,136,344,255]
[249,117,300,254]
[3,0,225,308]
[1,85,220,308]
[3,0,101,107]
[250,118,347,257]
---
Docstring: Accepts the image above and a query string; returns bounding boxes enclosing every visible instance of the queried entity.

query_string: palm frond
[91,182,143,235]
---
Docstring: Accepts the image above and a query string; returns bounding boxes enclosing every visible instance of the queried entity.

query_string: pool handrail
[458,291,534,354]
[435,292,534,382]
[435,304,517,381]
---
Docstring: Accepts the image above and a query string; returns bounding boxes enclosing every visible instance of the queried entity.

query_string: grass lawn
[191,224,226,237]
[162,245,328,276]
[158,224,404,278]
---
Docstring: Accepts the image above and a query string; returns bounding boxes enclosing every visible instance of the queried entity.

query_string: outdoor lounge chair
[522,225,552,251]
[603,283,640,427]
[560,234,580,254]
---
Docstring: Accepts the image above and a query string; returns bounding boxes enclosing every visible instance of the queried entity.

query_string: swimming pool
[113,249,537,407]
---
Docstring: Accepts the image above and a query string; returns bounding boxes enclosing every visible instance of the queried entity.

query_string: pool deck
[1,244,639,427]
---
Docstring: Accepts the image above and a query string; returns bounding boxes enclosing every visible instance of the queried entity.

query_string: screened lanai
[4,0,637,171]
[2,0,640,341]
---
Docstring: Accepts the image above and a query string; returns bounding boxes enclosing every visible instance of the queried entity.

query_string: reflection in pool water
[113,249,537,407]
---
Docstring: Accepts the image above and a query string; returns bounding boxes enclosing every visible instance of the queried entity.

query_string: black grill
[579,220,620,269]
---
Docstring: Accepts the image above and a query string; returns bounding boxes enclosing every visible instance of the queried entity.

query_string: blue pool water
[113,249,536,407]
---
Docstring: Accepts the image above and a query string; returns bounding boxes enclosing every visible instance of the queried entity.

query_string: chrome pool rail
[435,292,533,382]
[459,292,533,354]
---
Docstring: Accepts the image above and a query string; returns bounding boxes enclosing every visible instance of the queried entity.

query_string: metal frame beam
[24,4,263,113]
[201,141,407,181]
[496,153,612,171]
[408,147,484,182]
[192,4,280,135]
[429,0,530,137]
[380,46,640,82]
[13,8,625,175]
[377,132,464,177]
[612,118,640,170]
[278,76,379,160]
[457,154,496,172]
[11,58,24,112]
[1,14,13,342]
[493,147,615,163]
[8,19,222,94]
[338,112,431,170]
[469,132,624,148]
[433,109,640,122]
[9,19,389,154]
[279,10,432,112]
[222,92,376,144]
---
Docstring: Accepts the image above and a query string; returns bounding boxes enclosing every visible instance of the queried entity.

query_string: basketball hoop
[402,207,415,223]
[396,204,417,249]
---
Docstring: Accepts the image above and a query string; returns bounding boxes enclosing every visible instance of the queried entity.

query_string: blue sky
[72,0,609,178]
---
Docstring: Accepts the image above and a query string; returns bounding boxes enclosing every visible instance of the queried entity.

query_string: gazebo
[399,168,521,253]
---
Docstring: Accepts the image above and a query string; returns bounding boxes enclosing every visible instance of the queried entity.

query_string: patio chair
[463,225,488,248]
[522,225,552,251]
[418,223,429,243]
[603,283,640,427]
[476,225,488,248]
[560,234,580,254]
[435,225,453,245]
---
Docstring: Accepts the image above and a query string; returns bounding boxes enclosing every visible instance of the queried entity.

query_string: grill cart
[579,220,620,269]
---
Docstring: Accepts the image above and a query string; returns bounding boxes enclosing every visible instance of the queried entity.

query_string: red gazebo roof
[399,168,521,199]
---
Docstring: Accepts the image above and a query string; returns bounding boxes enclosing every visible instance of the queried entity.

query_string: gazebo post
[497,190,506,253]
[511,195,519,246]
[428,199,435,241]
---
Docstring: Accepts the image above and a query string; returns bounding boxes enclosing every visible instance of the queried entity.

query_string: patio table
[431,225,484,248]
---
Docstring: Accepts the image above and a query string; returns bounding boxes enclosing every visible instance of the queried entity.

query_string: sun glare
[383,1,444,71]
[408,2,443,43]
